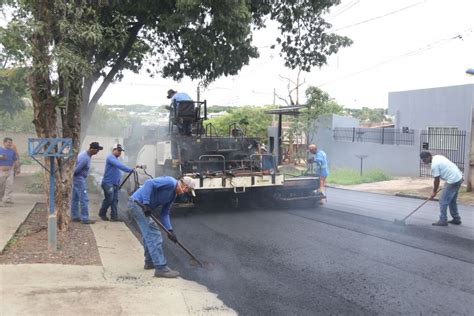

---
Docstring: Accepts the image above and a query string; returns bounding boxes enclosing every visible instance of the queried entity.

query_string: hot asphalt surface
[118,187,474,315]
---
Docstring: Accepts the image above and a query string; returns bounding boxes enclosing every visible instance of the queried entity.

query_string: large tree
[1,0,352,230]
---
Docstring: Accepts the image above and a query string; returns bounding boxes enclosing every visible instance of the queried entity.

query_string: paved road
[151,189,474,315]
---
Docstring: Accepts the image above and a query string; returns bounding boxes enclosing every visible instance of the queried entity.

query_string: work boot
[144,263,154,270]
[71,218,81,223]
[448,219,462,225]
[432,220,448,226]
[100,215,110,221]
[154,266,179,278]
[81,219,96,224]
[5,200,14,205]
[110,218,123,222]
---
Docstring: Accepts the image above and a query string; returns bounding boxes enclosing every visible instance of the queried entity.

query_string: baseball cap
[420,151,431,160]
[89,142,103,150]
[167,89,177,99]
[181,176,196,197]
[113,144,125,151]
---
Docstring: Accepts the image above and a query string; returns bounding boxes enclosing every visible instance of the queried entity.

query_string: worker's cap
[113,144,125,151]
[420,151,431,160]
[89,142,103,150]
[181,176,196,197]
[167,89,177,99]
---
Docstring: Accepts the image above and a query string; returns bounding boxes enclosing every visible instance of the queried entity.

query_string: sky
[91,0,473,109]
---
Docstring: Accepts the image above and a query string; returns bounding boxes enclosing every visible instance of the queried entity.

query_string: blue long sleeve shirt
[0,147,17,167]
[73,151,91,184]
[131,176,177,230]
[102,153,133,186]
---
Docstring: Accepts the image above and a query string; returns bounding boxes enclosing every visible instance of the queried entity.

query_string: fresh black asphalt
[119,189,474,315]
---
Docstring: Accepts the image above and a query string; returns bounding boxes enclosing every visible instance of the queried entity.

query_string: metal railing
[333,127,415,146]
[420,129,466,176]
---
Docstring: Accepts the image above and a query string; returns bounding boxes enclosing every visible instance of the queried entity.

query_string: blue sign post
[28,138,73,250]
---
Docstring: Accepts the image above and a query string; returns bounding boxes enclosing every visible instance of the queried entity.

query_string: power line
[326,0,360,20]
[317,28,473,87]
[332,1,425,32]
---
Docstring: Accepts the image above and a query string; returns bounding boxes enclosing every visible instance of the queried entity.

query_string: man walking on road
[71,142,103,224]
[0,137,19,207]
[420,151,464,226]
[99,144,134,221]
[128,176,196,278]
[308,144,329,202]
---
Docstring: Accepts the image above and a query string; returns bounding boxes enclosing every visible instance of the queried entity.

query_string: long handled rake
[394,189,441,226]
[134,200,204,267]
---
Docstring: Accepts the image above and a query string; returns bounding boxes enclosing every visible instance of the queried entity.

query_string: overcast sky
[96,0,474,109]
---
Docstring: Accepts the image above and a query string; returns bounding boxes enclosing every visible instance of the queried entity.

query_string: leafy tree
[286,86,344,149]
[0,106,35,133]
[0,67,28,116]
[206,106,274,141]
[1,0,351,229]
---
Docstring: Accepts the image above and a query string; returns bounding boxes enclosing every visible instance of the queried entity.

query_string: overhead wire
[317,28,473,87]
[332,1,425,32]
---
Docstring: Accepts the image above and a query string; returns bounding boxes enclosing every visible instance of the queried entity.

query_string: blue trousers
[71,179,90,221]
[99,183,119,219]
[438,180,463,222]
[128,199,167,270]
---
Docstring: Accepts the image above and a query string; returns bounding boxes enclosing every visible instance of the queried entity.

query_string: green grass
[26,171,45,194]
[327,168,393,185]
[19,155,34,165]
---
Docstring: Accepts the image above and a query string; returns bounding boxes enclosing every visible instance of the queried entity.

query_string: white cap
[181,176,196,197]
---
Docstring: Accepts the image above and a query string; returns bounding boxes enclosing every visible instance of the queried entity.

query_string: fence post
[381,128,385,144]
[352,127,355,142]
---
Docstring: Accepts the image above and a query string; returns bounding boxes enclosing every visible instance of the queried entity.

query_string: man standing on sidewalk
[308,144,329,203]
[420,151,464,226]
[0,137,19,207]
[99,144,134,221]
[71,142,103,224]
[128,176,195,278]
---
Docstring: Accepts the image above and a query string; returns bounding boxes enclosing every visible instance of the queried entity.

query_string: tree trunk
[29,0,80,231]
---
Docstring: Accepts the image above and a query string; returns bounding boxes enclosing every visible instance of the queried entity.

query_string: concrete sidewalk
[0,198,236,315]
[0,192,44,253]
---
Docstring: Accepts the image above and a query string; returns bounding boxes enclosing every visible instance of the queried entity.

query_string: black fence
[420,129,466,177]
[333,127,415,146]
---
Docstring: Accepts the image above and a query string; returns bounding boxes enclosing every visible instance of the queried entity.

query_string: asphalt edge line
[326,185,439,201]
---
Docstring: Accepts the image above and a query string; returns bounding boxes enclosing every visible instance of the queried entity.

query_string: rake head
[393,219,406,226]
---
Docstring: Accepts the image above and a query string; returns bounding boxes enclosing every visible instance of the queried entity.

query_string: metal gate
[420,129,467,177]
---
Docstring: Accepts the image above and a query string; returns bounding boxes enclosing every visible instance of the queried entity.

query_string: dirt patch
[333,177,474,206]
[0,203,102,265]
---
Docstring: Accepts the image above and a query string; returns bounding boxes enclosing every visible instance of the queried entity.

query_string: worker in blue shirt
[0,137,19,207]
[167,89,193,135]
[99,144,135,221]
[71,142,103,224]
[308,144,329,202]
[128,176,196,278]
